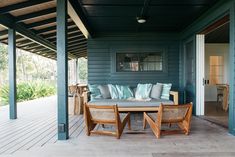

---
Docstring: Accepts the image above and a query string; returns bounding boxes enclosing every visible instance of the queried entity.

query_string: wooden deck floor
[0,96,235,157]
[0,96,84,155]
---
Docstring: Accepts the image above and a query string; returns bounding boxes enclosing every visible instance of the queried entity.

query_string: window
[116,53,163,72]
[209,56,224,84]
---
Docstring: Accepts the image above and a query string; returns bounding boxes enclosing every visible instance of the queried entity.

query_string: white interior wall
[205,43,229,101]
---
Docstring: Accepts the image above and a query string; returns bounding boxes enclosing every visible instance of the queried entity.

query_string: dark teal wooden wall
[179,0,235,135]
[87,33,180,89]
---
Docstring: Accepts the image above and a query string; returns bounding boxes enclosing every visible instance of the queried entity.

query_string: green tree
[78,57,87,81]
[0,44,8,85]
[0,44,8,71]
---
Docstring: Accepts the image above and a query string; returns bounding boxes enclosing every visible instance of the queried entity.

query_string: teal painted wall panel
[88,33,180,90]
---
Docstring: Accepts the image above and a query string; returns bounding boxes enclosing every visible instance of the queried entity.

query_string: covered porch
[0,97,235,156]
[0,0,235,156]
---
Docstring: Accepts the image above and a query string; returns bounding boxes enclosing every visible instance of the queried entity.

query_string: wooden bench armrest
[83,91,91,104]
[170,91,178,105]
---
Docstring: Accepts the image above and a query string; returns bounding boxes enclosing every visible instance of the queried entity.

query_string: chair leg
[143,112,147,129]
[128,118,131,130]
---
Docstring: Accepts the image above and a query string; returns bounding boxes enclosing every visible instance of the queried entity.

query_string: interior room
[203,22,229,128]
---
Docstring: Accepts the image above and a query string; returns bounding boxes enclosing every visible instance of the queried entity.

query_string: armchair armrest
[170,91,178,105]
[83,91,91,104]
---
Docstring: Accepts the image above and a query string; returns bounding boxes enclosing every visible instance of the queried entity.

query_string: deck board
[0,96,235,157]
[0,96,84,155]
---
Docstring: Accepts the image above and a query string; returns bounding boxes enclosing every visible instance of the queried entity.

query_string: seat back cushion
[108,84,119,99]
[88,84,102,100]
[98,85,111,99]
[116,85,133,99]
[150,83,163,99]
[160,83,172,100]
[135,83,152,99]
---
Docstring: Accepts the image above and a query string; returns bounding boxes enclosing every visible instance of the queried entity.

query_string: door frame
[196,34,205,116]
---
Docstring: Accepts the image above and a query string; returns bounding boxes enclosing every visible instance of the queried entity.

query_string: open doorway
[203,21,229,128]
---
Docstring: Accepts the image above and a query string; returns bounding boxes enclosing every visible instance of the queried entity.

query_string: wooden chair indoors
[84,103,131,139]
[143,103,193,139]
[216,84,229,112]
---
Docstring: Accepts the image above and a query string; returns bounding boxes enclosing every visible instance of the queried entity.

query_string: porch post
[8,28,17,119]
[75,58,78,83]
[229,3,235,135]
[57,0,69,140]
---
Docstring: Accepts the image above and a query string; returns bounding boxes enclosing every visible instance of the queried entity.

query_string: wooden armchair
[84,103,131,139]
[143,103,193,138]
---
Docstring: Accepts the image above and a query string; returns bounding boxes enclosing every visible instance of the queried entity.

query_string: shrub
[0,81,56,106]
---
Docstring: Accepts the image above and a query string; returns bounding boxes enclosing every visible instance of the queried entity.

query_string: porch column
[229,3,235,135]
[57,0,69,140]
[8,28,17,119]
[75,58,78,83]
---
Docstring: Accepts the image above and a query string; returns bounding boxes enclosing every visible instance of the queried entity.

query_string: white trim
[68,1,89,39]
[196,34,205,116]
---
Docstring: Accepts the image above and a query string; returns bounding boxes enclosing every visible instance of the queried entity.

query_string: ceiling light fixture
[137,17,146,24]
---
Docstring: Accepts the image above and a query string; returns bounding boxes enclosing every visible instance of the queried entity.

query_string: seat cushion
[89,98,174,107]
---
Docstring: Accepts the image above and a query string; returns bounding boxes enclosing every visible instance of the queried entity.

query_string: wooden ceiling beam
[68,41,87,48]
[25,17,56,29]
[0,14,56,52]
[67,38,87,44]
[42,27,81,39]
[0,30,8,36]
[48,31,84,41]
[51,35,86,44]
[68,0,93,38]
[25,17,71,29]
[0,0,53,14]
[68,45,87,51]
[36,21,75,34]
[15,8,56,23]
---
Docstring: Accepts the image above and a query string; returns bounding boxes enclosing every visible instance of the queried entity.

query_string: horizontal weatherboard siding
[88,33,180,90]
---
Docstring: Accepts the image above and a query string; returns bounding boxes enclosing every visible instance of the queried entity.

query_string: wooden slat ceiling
[0,0,87,60]
[79,0,220,32]
[205,23,229,43]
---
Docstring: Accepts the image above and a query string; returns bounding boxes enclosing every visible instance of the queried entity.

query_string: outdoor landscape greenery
[0,43,87,106]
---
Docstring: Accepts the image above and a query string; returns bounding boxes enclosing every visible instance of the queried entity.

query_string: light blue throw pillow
[108,84,119,99]
[160,83,172,100]
[116,85,133,99]
[135,83,152,99]
[88,84,102,100]
[150,83,163,99]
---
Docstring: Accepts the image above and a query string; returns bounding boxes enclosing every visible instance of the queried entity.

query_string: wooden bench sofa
[83,91,179,112]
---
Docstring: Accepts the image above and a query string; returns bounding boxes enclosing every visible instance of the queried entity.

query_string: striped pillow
[135,83,152,99]
[116,85,133,99]
[108,84,119,99]
[160,83,172,100]
[88,84,102,100]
